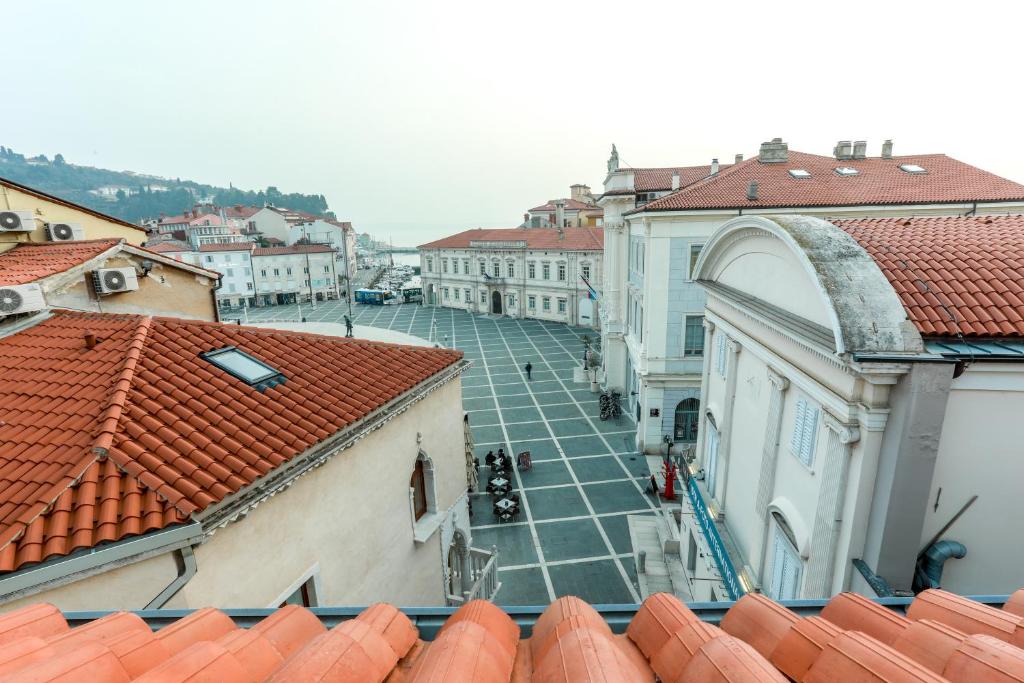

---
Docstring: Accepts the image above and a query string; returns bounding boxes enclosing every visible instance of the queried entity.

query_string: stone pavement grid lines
[243,301,652,605]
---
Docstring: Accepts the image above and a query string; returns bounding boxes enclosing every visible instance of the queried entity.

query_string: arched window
[410,451,437,521]
[767,512,803,600]
[674,398,700,442]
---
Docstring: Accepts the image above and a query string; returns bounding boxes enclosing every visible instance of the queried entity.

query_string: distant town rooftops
[629,145,1024,212]
[529,198,601,213]
[144,240,192,253]
[252,244,335,256]
[0,310,464,573]
[419,227,603,251]
[836,214,1024,338]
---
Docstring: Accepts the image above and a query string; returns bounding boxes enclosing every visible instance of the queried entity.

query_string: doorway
[674,398,700,443]
[491,290,502,314]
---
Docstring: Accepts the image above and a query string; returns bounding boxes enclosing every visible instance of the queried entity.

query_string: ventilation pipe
[710,158,720,175]
[747,180,759,201]
[913,540,966,592]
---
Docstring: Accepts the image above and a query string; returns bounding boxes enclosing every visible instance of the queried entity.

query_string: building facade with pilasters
[599,139,1024,455]
[419,227,603,328]
[681,213,1024,603]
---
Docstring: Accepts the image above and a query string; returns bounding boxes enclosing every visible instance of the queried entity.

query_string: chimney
[554,199,566,229]
[834,140,853,160]
[747,180,759,201]
[84,332,97,350]
[758,138,788,163]
[881,139,894,159]
[735,154,744,164]
[671,171,680,191]
[710,158,720,175]
[852,140,867,160]
[523,212,530,227]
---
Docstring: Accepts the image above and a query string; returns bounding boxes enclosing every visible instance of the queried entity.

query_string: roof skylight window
[900,163,927,174]
[788,169,811,179]
[201,346,286,391]
[835,167,859,176]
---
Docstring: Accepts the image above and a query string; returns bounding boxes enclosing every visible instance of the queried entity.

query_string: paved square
[244,301,656,605]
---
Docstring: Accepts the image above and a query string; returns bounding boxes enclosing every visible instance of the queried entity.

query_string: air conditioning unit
[0,210,35,232]
[0,283,47,317]
[94,267,139,295]
[45,222,85,241]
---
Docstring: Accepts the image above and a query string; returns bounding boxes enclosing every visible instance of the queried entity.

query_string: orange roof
[601,163,732,197]
[836,215,1024,338]
[632,152,1024,212]
[528,198,601,213]
[252,244,334,256]
[0,239,120,285]
[143,241,190,254]
[2,589,1024,680]
[419,227,603,251]
[0,311,463,572]
[197,243,255,253]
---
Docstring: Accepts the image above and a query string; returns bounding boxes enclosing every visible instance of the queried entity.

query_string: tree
[53,153,66,166]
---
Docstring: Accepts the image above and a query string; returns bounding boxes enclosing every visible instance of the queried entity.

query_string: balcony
[446,545,500,605]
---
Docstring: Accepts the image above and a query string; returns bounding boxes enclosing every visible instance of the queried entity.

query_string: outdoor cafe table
[495,498,516,512]
[490,477,509,489]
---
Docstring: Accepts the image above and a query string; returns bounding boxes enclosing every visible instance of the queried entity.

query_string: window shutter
[790,398,807,455]
[800,406,819,466]
[716,334,727,376]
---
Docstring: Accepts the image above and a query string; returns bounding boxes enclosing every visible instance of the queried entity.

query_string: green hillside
[0,146,329,223]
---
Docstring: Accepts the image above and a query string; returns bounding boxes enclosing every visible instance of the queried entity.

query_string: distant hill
[0,146,329,223]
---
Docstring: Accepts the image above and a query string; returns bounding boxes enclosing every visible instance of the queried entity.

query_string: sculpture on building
[607,144,619,173]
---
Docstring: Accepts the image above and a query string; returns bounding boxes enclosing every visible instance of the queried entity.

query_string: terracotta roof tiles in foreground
[0,311,463,573]
[835,215,1024,338]
[419,227,603,251]
[0,239,121,285]
[632,152,1024,212]
[3,588,1024,680]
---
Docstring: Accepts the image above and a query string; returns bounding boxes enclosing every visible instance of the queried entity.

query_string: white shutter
[800,405,819,466]
[790,398,807,455]
[770,531,786,600]
[770,525,803,600]
[706,427,719,494]
[716,334,727,377]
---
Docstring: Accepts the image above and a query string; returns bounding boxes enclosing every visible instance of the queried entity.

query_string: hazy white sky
[4,0,1023,244]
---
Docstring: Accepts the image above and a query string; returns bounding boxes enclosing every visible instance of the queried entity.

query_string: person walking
[343,314,353,338]
[524,362,533,380]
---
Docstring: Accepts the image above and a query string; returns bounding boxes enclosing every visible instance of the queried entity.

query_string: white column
[693,318,716,469]
[755,367,790,517]
[803,414,860,598]
[715,338,742,514]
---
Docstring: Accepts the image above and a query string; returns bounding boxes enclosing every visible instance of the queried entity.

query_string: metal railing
[447,545,500,605]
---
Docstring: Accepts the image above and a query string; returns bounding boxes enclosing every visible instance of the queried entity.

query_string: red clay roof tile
[0,239,120,285]
[418,227,603,251]
[0,311,463,573]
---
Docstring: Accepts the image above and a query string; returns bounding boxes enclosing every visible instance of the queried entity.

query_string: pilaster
[715,338,742,514]
[755,366,790,517]
[803,413,860,598]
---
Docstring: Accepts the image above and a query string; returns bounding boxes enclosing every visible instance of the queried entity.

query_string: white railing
[447,545,500,605]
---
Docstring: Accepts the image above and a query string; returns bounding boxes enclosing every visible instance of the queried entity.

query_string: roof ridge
[92,316,153,455]
[15,238,124,249]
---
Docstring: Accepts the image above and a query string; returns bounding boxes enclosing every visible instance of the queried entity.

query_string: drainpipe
[145,546,198,609]
[913,540,966,592]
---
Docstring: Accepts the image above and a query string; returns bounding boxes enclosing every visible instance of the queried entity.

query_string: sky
[3,0,1023,246]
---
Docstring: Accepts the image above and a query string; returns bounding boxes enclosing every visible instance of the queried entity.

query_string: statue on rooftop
[607,144,619,173]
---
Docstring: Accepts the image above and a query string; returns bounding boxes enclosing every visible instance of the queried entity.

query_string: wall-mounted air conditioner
[0,283,47,316]
[45,222,85,241]
[0,210,35,232]
[94,267,139,295]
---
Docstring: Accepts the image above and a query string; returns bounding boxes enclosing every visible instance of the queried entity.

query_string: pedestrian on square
[647,474,659,496]
[343,314,353,338]
[525,362,533,380]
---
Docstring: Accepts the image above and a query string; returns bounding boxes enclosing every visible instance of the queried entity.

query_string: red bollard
[662,461,677,500]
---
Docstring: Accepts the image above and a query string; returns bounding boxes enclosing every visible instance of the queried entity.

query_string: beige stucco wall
[0,184,145,251]
[44,252,217,321]
[922,364,1024,595]
[0,375,466,611]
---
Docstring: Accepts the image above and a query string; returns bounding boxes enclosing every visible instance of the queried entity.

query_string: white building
[599,139,1024,453]
[287,218,356,281]
[680,213,1024,603]
[248,206,320,244]
[419,227,603,328]
[525,184,603,228]
[252,244,339,306]
[196,243,257,309]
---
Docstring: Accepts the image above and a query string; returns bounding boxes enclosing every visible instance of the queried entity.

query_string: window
[716,333,728,377]
[324,265,330,273]
[581,264,591,280]
[900,163,926,174]
[454,288,460,301]
[273,268,280,276]
[224,254,232,263]
[528,262,536,279]
[542,296,551,311]
[834,166,859,176]
[452,259,458,274]
[788,169,811,178]
[201,347,285,391]
[492,262,500,278]
[768,516,803,600]
[462,259,469,272]
[557,263,566,281]
[528,295,536,309]
[557,298,566,313]
[507,262,514,278]
[480,290,487,304]
[684,316,704,356]
[226,267,234,277]
[442,259,449,273]
[426,257,433,273]
[228,283,236,293]
[705,424,720,494]
[790,396,820,467]
[464,288,471,302]
[247,282,253,290]
[443,287,450,300]
[507,294,515,308]
[479,261,486,275]
[410,459,427,520]
[260,269,267,277]
[303,266,309,274]
[286,267,292,275]
[205,255,213,263]
[542,263,550,280]
[410,451,438,539]
[689,245,704,279]
[279,576,318,607]
[674,398,700,442]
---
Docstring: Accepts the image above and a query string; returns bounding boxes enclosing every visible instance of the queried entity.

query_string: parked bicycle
[598,391,622,421]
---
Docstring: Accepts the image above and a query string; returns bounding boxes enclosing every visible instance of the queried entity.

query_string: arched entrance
[674,398,700,443]
[491,290,502,314]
